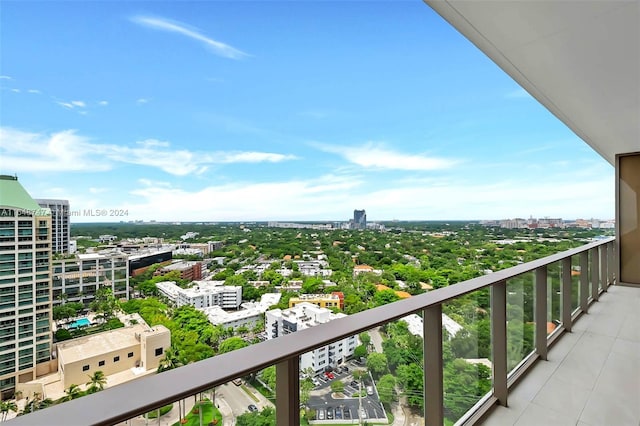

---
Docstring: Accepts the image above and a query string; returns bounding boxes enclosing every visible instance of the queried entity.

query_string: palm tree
[62,384,82,402]
[156,346,182,373]
[20,393,52,415]
[86,370,107,393]
[0,400,17,421]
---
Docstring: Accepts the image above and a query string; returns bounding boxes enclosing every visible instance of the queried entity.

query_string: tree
[359,332,371,347]
[86,370,107,393]
[260,366,276,391]
[353,344,368,359]
[218,337,248,354]
[396,363,424,409]
[236,407,276,426]
[300,379,314,405]
[157,346,184,373]
[366,352,388,377]
[62,384,83,401]
[377,374,396,405]
[374,289,400,306]
[0,400,17,421]
[90,287,120,321]
[330,380,344,393]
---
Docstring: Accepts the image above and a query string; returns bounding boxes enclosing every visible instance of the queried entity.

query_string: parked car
[350,380,359,388]
[324,371,335,379]
[248,404,258,412]
[366,385,374,395]
[317,409,325,420]
[335,407,343,419]
[342,366,349,372]
[360,408,367,419]
[326,407,334,419]
[232,378,242,386]
[344,408,351,419]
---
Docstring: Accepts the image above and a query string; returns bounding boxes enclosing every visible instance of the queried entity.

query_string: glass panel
[571,254,581,312]
[547,261,561,335]
[443,288,492,423]
[506,271,535,373]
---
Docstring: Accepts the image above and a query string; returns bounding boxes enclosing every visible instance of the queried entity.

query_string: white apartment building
[202,293,281,330]
[265,302,358,375]
[156,280,242,309]
[52,250,129,306]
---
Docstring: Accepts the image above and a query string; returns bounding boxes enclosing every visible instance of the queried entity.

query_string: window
[98,360,105,366]
[82,365,89,371]
[113,356,120,362]
[128,352,134,358]
[154,347,163,356]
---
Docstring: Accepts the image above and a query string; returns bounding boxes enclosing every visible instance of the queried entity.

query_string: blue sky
[0,1,613,222]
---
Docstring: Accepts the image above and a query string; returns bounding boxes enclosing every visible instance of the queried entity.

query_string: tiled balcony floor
[482,284,640,426]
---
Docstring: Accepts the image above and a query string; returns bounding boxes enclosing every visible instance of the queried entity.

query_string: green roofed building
[0,175,53,398]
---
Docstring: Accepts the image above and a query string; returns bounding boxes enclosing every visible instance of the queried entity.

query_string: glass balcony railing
[6,238,616,426]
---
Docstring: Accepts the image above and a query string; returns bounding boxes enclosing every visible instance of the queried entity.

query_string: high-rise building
[0,176,53,398]
[353,209,366,229]
[35,199,70,254]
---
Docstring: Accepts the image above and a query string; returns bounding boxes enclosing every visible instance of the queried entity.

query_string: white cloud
[312,142,457,171]
[131,15,248,59]
[136,98,149,104]
[27,89,41,94]
[0,127,298,176]
[88,187,110,194]
[75,169,612,223]
[71,100,86,108]
[10,89,20,93]
[98,100,108,106]
[0,76,12,80]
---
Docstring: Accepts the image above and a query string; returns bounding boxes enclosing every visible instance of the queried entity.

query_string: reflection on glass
[506,272,535,372]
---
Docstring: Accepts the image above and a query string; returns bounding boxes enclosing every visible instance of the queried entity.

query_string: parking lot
[307,360,387,422]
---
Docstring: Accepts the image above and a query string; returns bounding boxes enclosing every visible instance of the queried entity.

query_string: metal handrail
[6,237,615,425]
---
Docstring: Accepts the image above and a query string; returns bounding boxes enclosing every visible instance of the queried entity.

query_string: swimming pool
[67,318,91,329]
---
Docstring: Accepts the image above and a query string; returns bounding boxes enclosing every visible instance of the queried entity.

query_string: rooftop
[0,175,49,214]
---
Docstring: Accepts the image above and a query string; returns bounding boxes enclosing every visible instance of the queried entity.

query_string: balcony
[7,237,631,426]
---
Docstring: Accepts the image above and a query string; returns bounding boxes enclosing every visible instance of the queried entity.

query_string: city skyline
[0,2,613,222]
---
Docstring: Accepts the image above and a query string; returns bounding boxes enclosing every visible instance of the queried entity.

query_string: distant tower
[35,199,70,254]
[353,209,367,229]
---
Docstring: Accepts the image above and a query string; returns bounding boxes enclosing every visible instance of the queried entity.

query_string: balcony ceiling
[425,0,640,165]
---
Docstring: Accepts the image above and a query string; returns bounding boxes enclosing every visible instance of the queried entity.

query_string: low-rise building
[265,303,357,375]
[288,292,344,310]
[155,261,203,281]
[202,293,281,330]
[56,323,170,389]
[156,280,242,309]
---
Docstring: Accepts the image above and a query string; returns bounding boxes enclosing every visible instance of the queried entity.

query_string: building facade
[156,280,242,309]
[288,292,344,310]
[0,176,53,398]
[34,199,70,254]
[353,209,367,229]
[52,251,130,306]
[265,302,357,375]
[56,323,170,388]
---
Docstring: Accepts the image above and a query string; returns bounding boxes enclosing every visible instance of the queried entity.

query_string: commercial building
[288,292,344,310]
[52,250,129,306]
[0,176,53,398]
[55,323,170,389]
[128,248,173,276]
[353,209,366,229]
[265,302,357,375]
[156,280,242,309]
[34,199,70,254]
[155,261,203,282]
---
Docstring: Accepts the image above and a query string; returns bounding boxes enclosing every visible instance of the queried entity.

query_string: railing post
[561,257,572,332]
[607,241,615,286]
[491,281,508,406]
[590,248,599,301]
[580,251,589,313]
[600,244,608,292]
[535,266,548,360]
[276,356,300,426]
[423,304,443,426]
